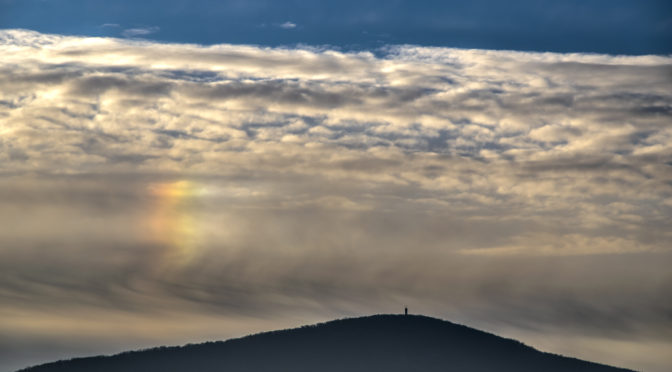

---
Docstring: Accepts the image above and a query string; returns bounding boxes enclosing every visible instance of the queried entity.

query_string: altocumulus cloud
[1,29,671,372]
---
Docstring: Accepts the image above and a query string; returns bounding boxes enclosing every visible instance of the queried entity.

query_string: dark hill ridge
[19,314,635,372]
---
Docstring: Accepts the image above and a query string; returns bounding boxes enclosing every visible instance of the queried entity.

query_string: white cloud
[121,26,160,38]
[279,21,297,29]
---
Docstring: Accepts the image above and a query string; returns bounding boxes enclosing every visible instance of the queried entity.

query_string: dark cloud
[68,75,173,97]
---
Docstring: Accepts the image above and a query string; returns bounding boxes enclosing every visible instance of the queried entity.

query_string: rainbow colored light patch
[146,180,206,267]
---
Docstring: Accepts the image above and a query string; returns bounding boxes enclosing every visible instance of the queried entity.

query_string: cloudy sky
[1,2,672,372]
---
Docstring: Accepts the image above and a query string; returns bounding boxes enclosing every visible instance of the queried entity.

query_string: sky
[1,2,671,372]
[1,0,672,53]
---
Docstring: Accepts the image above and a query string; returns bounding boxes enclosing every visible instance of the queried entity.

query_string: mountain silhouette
[18,314,635,372]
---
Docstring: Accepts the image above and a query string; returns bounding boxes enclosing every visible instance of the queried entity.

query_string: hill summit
[19,314,635,372]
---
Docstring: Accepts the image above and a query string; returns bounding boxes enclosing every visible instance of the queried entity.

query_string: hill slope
[18,315,635,372]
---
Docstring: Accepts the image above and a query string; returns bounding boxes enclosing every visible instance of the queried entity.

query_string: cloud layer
[1,30,671,372]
